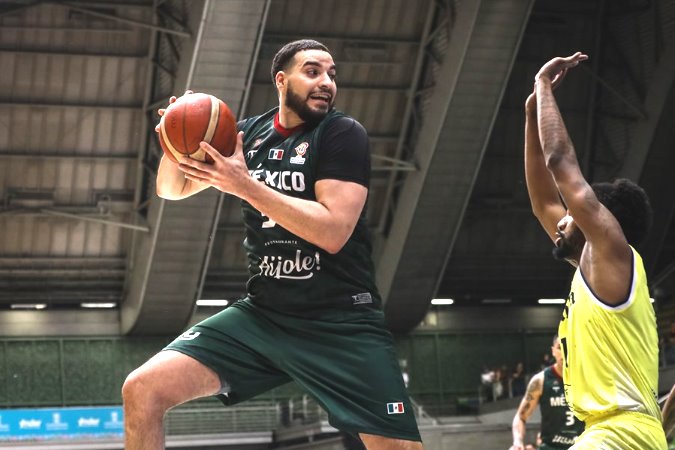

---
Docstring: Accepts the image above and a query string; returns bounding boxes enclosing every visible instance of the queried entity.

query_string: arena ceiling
[0,0,674,335]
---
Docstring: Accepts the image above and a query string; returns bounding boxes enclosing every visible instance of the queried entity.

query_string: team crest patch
[177,330,200,341]
[290,142,308,165]
[269,148,284,160]
[387,402,405,415]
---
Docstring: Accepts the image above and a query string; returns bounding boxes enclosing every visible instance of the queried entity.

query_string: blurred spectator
[540,352,552,370]
[493,367,505,400]
[481,366,496,401]
[511,362,526,397]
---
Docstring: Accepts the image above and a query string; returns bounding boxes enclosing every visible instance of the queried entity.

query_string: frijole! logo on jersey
[269,148,284,160]
[290,142,308,165]
[258,250,320,280]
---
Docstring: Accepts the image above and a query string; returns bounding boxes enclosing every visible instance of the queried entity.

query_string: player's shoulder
[322,110,366,134]
[238,108,277,132]
[528,370,546,388]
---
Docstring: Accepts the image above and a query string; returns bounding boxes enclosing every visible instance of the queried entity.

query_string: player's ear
[275,71,286,92]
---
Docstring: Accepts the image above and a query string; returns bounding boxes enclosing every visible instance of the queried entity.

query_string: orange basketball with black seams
[158,93,237,163]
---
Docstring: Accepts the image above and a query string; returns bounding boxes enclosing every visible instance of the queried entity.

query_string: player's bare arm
[154,91,211,200]
[524,91,566,242]
[178,134,366,254]
[535,52,632,304]
[511,372,544,450]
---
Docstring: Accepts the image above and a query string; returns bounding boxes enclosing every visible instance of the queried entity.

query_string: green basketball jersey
[539,366,584,448]
[237,107,380,317]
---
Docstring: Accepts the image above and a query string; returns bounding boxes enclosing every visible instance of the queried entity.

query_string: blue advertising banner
[0,406,123,440]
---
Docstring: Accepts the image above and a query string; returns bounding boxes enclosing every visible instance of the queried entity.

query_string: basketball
[158,93,237,163]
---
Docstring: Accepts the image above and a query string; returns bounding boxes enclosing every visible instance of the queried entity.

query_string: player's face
[552,213,585,265]
[551,338,562,364]
[283,49,337,125]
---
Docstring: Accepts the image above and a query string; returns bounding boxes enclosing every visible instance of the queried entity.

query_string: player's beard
[285,82,333,127]
[552,228,585,263]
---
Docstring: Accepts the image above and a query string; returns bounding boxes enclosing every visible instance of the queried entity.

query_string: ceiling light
[196,299,229,307]
[538,298,566,305]
[431,298,454,306]
[650,298,655,303]
[81,303,117,308]
[11,303,47,310]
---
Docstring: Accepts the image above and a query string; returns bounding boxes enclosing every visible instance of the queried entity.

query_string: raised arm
[524,92,566,242]
[535,53,632,302]
[511,371,544,450]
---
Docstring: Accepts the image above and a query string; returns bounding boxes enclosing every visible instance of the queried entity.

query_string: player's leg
[122,350,221,450]
[123,301,291,450]
[360,433,424,450]
[267,307,422,445]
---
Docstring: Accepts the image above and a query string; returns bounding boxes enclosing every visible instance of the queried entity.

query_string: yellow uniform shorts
[570,410,666,450]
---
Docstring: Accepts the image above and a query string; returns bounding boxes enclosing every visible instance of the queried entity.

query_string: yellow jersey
[558,246,661,422]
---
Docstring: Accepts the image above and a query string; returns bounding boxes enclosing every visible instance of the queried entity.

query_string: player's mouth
[308,92,332,105]
[555,231,565,247]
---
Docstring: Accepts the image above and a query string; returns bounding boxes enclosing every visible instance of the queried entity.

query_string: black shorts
[165,298,421,441]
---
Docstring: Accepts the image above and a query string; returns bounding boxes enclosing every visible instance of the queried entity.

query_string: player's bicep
[315,179,367,228]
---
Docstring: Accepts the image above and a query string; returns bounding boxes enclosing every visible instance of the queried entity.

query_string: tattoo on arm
[518,376,543,420]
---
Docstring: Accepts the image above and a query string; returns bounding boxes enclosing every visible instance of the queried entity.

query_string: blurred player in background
[524,52,666,449]
[510,335,584,450]
[122,39,422,450]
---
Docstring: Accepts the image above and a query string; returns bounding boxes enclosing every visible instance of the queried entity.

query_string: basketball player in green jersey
[122,40,422,450]
[510,335,584,450]
[525,52,666,449]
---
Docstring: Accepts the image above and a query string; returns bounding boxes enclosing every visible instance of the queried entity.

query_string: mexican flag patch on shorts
[387,402,405,414]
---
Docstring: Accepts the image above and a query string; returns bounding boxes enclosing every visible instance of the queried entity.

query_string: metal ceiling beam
[374,0,438,238]
[0,49,147,57]
[264,33,420,46]
[0,153,137,161]
[41,209,150,232]
[0,101,142,110]
[377,0,535,332]
[122,0,272,335]
[47,1,191,38]
[616,25,675,285]
[0,26,136,33]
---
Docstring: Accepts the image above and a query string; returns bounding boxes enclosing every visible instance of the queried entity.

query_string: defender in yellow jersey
[524,52,666,449]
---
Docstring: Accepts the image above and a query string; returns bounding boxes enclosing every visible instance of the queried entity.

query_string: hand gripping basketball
[156,91,237,163]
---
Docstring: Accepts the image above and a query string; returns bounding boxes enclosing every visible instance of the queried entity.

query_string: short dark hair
[592,178,653,246]
[270,39,330,84]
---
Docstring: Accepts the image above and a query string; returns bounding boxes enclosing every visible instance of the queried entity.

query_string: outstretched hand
[535,52,588,86]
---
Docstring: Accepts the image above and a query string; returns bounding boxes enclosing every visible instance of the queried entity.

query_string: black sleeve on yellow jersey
[316,116,371,188]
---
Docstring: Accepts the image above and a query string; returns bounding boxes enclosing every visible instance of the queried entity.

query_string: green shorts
[165,298,421,442]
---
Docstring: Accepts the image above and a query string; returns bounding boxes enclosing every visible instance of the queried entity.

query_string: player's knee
[122,366,167,413]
